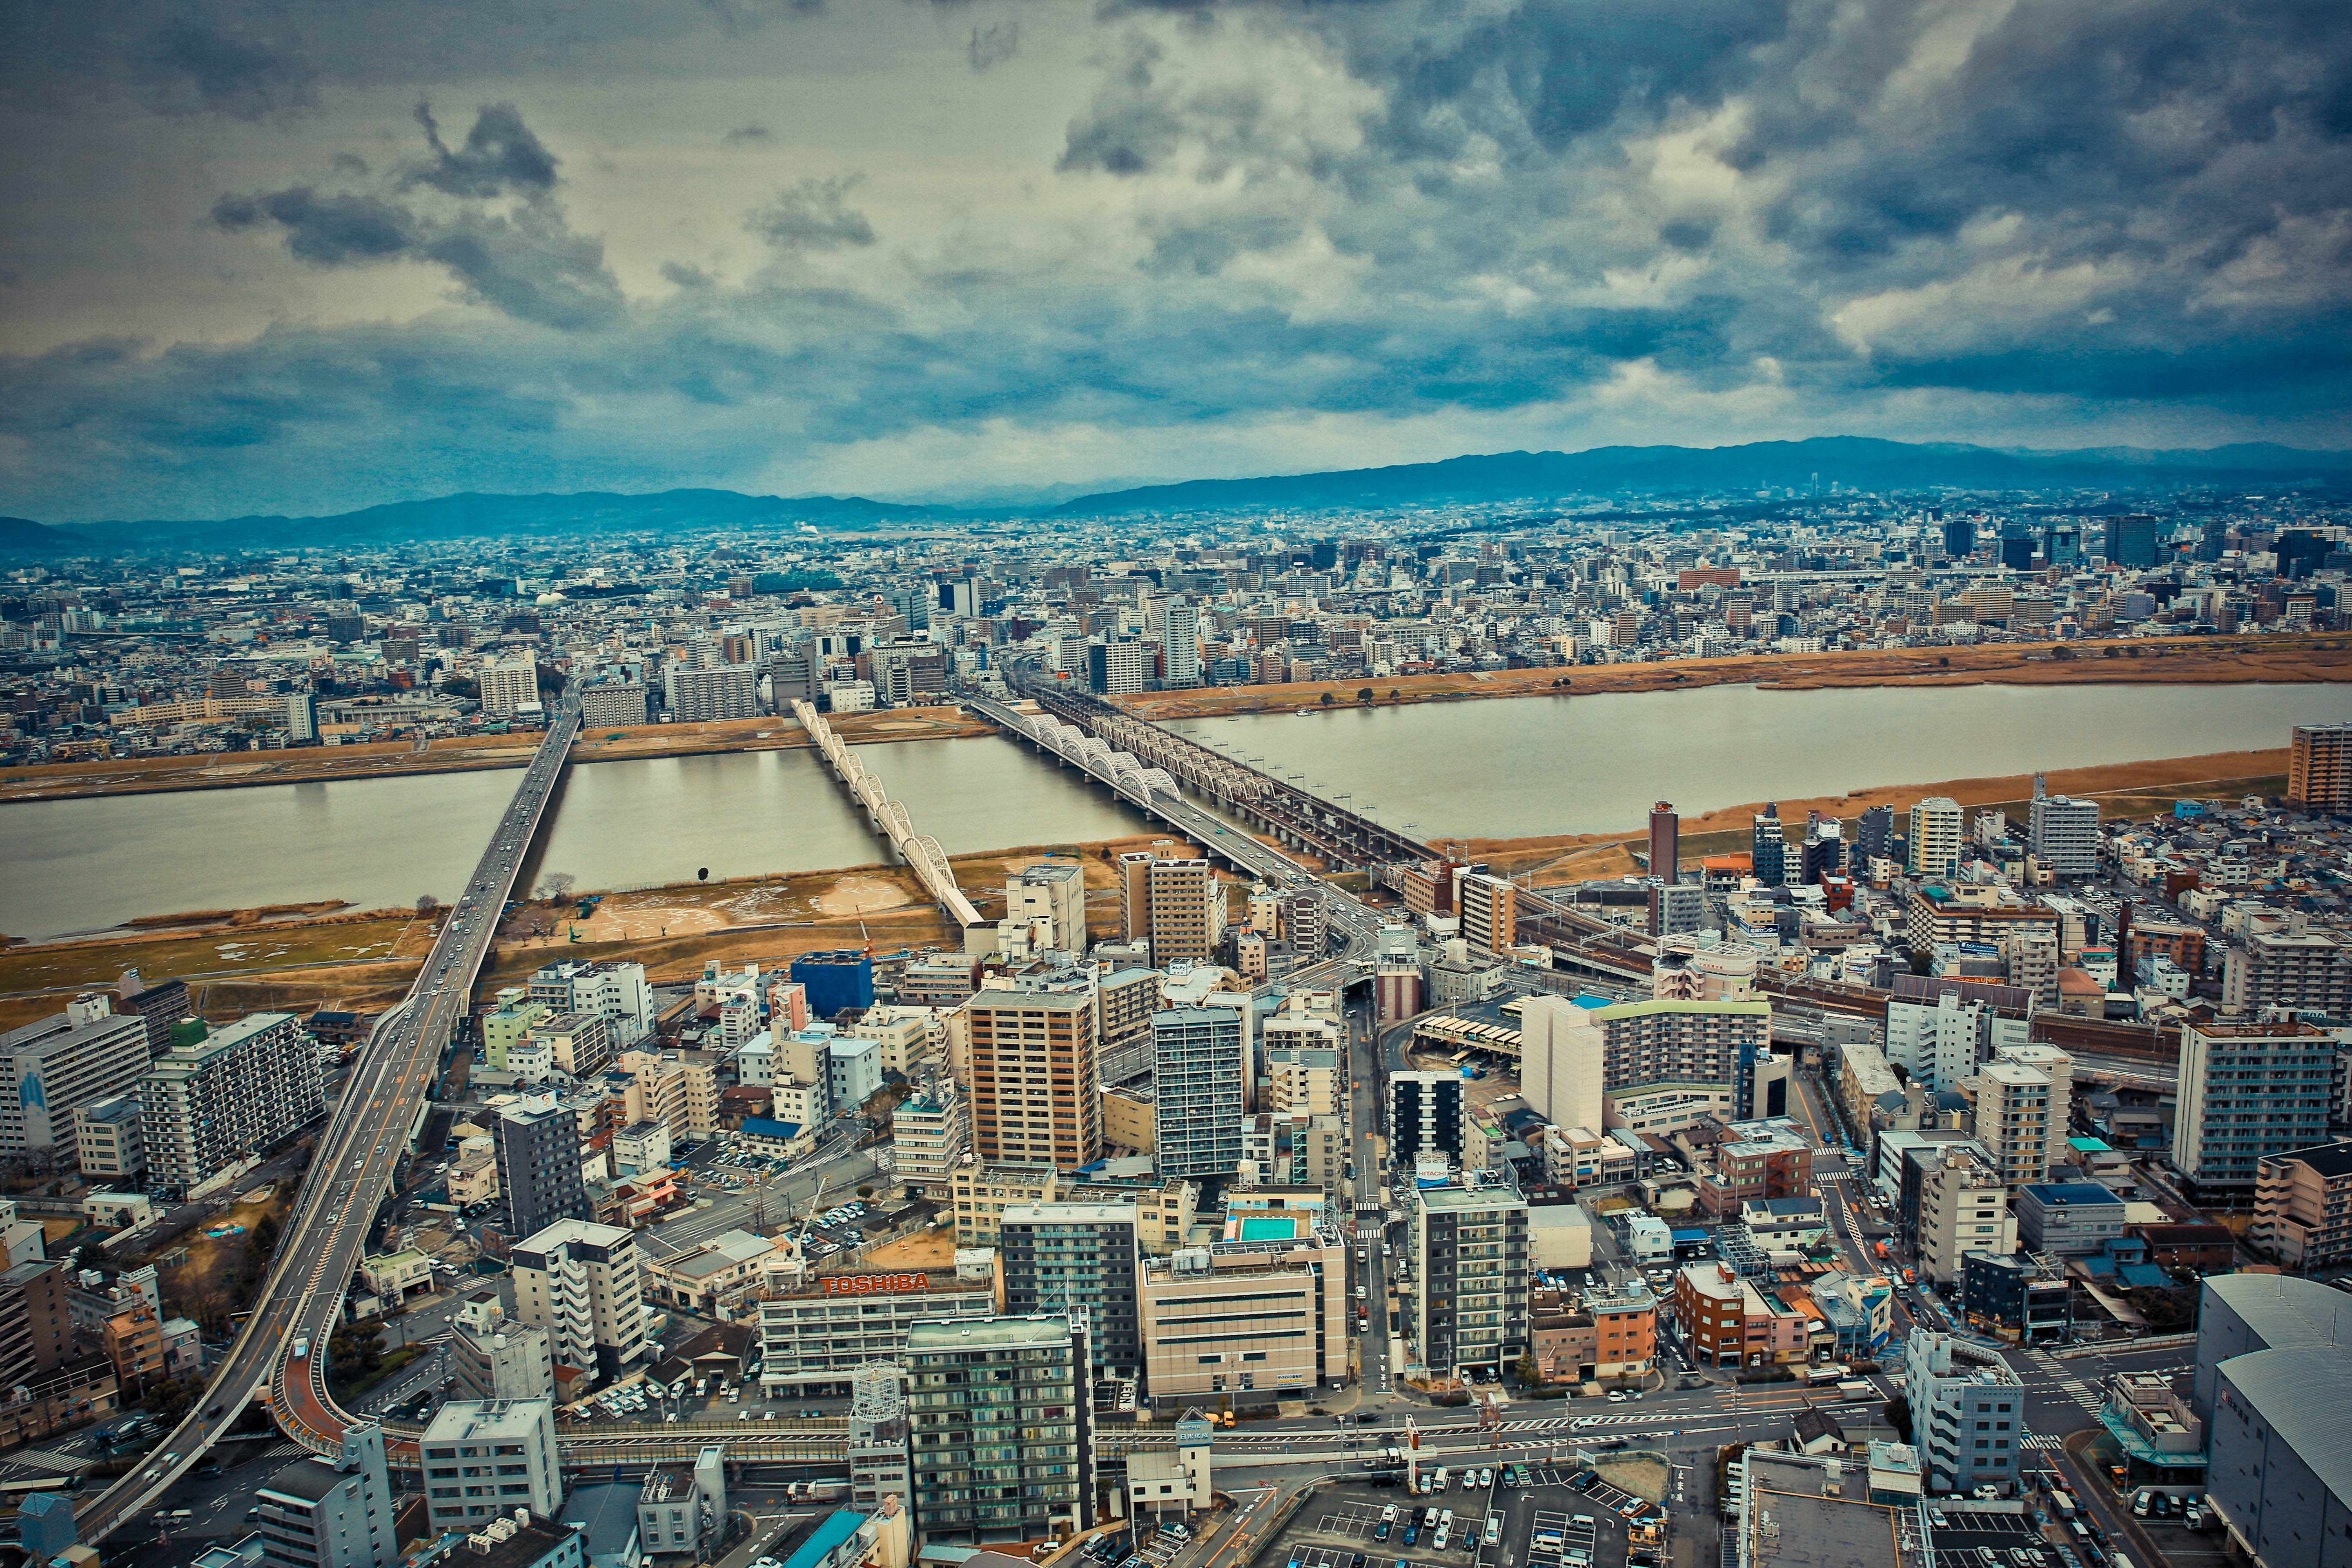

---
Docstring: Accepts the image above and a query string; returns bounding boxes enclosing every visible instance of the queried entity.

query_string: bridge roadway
[792,698,985,931]
[961,687,1381,987]
[73,699,583,1542]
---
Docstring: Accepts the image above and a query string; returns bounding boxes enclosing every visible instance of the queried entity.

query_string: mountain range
[7,437,2349,554]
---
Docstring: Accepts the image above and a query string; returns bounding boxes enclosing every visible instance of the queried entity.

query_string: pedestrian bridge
[792,700,984,931]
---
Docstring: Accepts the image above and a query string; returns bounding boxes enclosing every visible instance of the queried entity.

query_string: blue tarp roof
[743,1117,802,1138]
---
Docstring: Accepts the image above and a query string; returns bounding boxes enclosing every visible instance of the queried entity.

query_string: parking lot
[1248,1481,1505,1568]
[1926,1504,2048,1568]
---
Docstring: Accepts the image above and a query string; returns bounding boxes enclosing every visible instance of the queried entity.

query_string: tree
[416,893,441,919]
[1356,688,1374,703]
[539,872,578,904]
[856,1185,875,1199]
[1319,692,1335,706]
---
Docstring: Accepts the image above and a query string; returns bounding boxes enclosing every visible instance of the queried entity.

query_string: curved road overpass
[75,700,582,1541]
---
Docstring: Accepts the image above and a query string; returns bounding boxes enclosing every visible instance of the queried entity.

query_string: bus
[0,1477,75,1497]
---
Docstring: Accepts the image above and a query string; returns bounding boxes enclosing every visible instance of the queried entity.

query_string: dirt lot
[862,1230,955,1271]
[145,1182,293,1336]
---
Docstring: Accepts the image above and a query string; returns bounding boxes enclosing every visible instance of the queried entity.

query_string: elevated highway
[792,699,984,931]
[74,699,583,1540]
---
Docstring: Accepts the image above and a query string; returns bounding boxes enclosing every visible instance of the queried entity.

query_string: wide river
[3,681,2345,940]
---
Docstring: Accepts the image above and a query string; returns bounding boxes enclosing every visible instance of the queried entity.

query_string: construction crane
[790,1171,834,1259]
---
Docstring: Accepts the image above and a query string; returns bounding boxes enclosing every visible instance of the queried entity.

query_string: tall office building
[0,994,153,1167]
[1151,1007,1249,1178]
[999,1201,1143,1380]
[2027,784,2101,876]
[1388,1071,1465,1166]
[1941,517,1975,559]
[2289,723,2352,813]
[419,1400,563,1535]
[1160,601,1202,687]
[2103,512,2159,568]
[1116,852,1227,966]
[286,690,318,742]
[1908,796,1965,878]
[509,1218,649,1380]
[495,1093,591,1239]
[906,1314,1094,1544]
[2174,1020,2342,1197]
[138,1012,326,1199]
[253,1423,398,1568]
[1648,802,1679,882]
[1751,805,1786,886]
[479,652,541,719]
[663,663,758,722]
[964,988,1102,1169]
[1414,1182,1530,1378]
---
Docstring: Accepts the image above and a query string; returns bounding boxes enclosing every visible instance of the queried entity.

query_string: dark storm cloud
[406,101,560,198]
[722,123,773,145]
[212,104,624,332]
[748,176,878,252]
[130,17,317,119]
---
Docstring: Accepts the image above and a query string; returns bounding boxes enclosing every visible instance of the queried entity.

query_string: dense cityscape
[4,475,2352,1568]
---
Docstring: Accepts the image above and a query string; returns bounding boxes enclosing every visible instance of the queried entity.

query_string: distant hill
[15,437,2352,549]
[1052,436,2352,514]
[0,516,96,555]
[56,488,958,553]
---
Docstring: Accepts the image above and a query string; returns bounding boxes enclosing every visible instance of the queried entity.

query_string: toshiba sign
[819,1273,930,1296]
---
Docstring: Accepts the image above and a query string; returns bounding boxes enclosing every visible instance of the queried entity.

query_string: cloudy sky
[4,0,2349,520]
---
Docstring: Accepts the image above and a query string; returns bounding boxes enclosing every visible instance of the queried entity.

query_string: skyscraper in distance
[1649,802,1679,883]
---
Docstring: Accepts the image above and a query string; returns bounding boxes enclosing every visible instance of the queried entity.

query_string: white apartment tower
[508,1218,649,1379]
[138,1011,327,1198]
[1909,796,1965,878]
[479,652,541,719]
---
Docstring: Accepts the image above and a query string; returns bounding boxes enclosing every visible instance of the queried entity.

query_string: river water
[1192,680,2352,842]
[4,682,2345,941]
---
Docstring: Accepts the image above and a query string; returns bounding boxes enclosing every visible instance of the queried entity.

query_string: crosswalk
[9,1450,86,1472]
[2026,1350,2105,1412]
[2021,1433,2067,1450]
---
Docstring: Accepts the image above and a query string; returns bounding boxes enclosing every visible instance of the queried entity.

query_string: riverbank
[0,704,992,805]
[0,830,1216,1033]
[1458,747,2290,885]
[1120,634,2352,719]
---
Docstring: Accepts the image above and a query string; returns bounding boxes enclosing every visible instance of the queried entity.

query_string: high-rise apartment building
[578,682,651,728]
[964,988,1102,1169]
[2174,1020,2342,1196]
[1885,989,2029,1092]
[0,994,154,1167]
[1388,1070,1465,1166]
[478,652,541,719]
[1964,1044,2072,1190]
[2224,927,2352,1018]
[253,1423,398,1568]
[999,1201,1143,1380]
[1908,796,1964,878]
[1161,601,1202,687]
[448,1315,556,1404]
[1087,637,1150,695]
[528,960,656,1049]
[1548,997,1772,1135]
[663,663,758,722]
[1414,1182,1530,1378]
[1916,1145,2014,1285]
[138,1012,326,1199]
[287,690,318,742]
[948,1160,1062,1248]
[906,1314,1094,1544]
[1116,852,1226,966]
[1515,995,1606,1132]
[1751,806,1786,885]
[889,1090,971,1195]
[2027,789,2101,877]
[496,1093,592,1239]
[508,1219,648,1380]
[2289,723,2352,813]
[1152,1007,1249,1179]
[2250,1141,2352,1270]
[1457,873,1517,955]
[419,1399,563,1536]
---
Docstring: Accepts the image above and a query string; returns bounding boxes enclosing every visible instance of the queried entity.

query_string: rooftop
[905,1314,1080,1352]
[2265,1141,2352,1180]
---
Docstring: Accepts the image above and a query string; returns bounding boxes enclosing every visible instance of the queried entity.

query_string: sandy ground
[816,876,922,916]
[1122,634,2352,719]
[862,1230,955,1271]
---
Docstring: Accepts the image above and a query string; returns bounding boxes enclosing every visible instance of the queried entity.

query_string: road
[72,699,583,1543]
